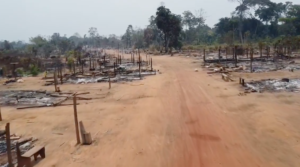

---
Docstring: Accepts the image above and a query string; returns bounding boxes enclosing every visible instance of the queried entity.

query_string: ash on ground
[67,72,156,84]
[246,78,300,92]
[0,90,64,106]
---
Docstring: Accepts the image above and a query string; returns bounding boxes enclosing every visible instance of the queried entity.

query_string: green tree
[155,6,182,52]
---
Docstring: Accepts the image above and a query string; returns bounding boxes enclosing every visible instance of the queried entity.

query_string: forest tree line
[0,0,299,57]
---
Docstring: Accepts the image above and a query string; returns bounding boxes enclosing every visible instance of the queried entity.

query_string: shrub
[29,64,39,76]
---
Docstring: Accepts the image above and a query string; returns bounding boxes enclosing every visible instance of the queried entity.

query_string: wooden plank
[79,121,86,144]
[73,95,81,144]
[83,133,92,145]
[17,105,48,110]
[22,146,44,158]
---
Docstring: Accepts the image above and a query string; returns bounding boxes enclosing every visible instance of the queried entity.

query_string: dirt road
[1,54,300,167]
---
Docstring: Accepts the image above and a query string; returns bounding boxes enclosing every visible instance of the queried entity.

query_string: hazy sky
[0,0,297,41]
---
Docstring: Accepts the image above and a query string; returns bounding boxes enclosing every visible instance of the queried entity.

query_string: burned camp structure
[43,49,156,87]
[202,45,300,73]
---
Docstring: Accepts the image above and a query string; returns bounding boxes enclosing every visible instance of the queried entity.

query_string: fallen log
[17,103,79,110]
[59,92,90,95]
[50,94,92,100]
[77,97,92,100]
[17,105,49,110]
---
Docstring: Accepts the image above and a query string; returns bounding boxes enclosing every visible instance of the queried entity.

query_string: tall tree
[155,6,182,52]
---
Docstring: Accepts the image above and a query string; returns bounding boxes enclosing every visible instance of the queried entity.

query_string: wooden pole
[13,64,16,80]
[139,49,141,79]
[151,58,153,71]
[114,62,116,75]
[73,62,75,74]
[0,104,2,121]
[81,61,84,74]
[203,49,206,63]
[5,123,13,167]
[60,68,63,84]
[250,48,253,73]
[218,47,221,63]
[54,68,57,92]
[104,56,106,66]
[132,53,134,65]
[109,76,111,89]
[73,95,80,144]
[234,46,237,67]
[89,56,91,70]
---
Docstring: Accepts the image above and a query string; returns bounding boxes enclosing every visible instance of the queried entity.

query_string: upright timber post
[0,104,2,121]
[113,62,116,75]
[104,56,106,66]
[60,68,63,84]
[73,95,81,145]
[73,62,76,74]
[11,63,18,80]
[218,47,221,63]
[151,58,153,71]
[89,56,91,70]
[250,48,253,73]
[234,46,238,67]
[81,60,84,74]
[109,75,111,89]
[6,123,13,167]
[138,49,141,79]
[54,68,58,92]
[203,49,206,63]
[133,54,135,64]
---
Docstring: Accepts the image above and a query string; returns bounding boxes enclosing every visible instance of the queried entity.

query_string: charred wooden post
[60,68,63,84]
[73,62,76,74]
[151,58,153,71]
[81,60,84,74]
[73,95,81,144]
[250,48,253,73]
[234,46,238,67]
[104,56,106,66]
[6,123,13,167]
[246,48,249,58]
[0,105,2,121]
[203,49,206,63]
[10,63,18,80]
[138,49,141,79]
[109,75,111,89]
[242,79,245,86]
[89,56,91,70]
[218,47,221,63]
[54,68,58,92]
[133,54,135,64]
[267,46,270,59]
[113,62,116,75]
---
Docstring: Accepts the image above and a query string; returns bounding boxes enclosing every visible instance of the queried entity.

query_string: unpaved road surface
[1,54,300,167]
